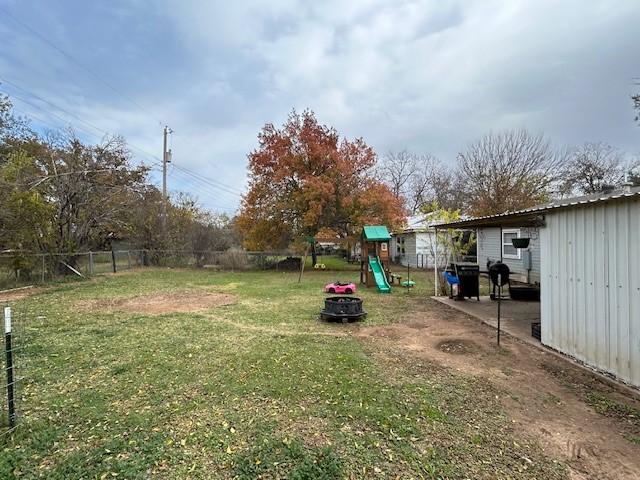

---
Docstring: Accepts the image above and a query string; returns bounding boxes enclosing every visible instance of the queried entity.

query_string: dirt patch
[358,301,640,480]
[81,291,236,315]
[406,321,430,330]
[436,338,478,355]
[0,286,39,303]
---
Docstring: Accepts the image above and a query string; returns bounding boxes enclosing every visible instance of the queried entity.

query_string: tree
[237,110,405,262]
[0,149,53,276]
[38,133,148,256]
[457,130,561,216]
[0,92,30,144]
[0,90,240,272]
[419,202,475,294]
[558,142,628,196]
[422,162,467,212]
[377,151,443,214]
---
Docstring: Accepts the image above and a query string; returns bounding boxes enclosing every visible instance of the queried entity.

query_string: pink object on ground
[324,282,357,294]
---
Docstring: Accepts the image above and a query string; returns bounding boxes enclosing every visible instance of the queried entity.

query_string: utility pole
[161,125,172,232]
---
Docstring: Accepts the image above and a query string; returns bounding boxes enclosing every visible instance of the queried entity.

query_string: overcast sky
[1,0,639,213]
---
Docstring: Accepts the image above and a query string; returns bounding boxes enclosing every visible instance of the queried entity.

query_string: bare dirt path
[0,285,39,303]
[356,300,640,480]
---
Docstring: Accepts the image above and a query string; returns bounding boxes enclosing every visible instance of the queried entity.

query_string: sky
[1,0,639,214]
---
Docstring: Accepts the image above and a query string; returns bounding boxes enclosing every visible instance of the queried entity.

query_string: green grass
[0,267,565,479]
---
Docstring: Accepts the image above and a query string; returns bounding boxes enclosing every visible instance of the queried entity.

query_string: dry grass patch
[78,290,236,315]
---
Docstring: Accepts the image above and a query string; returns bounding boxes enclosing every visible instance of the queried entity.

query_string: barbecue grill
[450,262,480,301]
[488,261,510,300]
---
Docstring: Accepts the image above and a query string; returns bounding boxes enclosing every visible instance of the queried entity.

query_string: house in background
[476,225,541,284]
[390,215,438,268]
[436,186,640,389]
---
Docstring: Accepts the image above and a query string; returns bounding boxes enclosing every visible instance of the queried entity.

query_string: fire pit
[320,296,366,323]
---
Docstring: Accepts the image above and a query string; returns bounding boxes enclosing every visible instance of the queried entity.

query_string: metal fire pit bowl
[320,296,367,323]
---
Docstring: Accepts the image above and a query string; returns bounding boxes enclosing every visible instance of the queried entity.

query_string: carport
[433,187,640,390]
[433,295,541,346]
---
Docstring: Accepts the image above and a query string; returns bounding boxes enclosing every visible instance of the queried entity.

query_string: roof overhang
[435,212,546,229]
[434,188,640,230]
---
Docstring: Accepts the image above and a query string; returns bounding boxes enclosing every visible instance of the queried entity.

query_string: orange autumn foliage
[237,110,405,250]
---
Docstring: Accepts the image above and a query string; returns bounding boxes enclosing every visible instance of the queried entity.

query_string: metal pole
[161,126,172,235]
[406,262,410,293]
[4,307,15,427]
[434,227,439,296]
[497,273,502,346]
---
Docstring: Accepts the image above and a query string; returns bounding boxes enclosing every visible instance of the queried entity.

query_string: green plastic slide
[368,255,391,293]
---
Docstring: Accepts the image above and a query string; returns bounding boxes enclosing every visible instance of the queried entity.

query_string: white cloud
[2,0,639,212]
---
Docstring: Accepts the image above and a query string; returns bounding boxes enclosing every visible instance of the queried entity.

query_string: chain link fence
[0,249,313,290]
[392,253,478,269]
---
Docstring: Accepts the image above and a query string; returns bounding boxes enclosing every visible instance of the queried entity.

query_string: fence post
[89,251,94,275]
[4,307,15,428]
[111,250,117,273]
[127,251,132,269]
[41,254,45,283]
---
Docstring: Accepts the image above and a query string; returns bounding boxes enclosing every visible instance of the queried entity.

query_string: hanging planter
[512,237,530,249]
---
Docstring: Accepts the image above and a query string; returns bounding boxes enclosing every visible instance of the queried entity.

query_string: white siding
[477,227,541,283]
[391,231,440,268]
[541,197,640,388]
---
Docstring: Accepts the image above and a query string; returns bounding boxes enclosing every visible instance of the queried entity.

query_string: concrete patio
[433,295,541,346]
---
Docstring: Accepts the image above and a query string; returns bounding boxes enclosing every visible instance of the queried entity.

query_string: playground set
[360,225,392,293]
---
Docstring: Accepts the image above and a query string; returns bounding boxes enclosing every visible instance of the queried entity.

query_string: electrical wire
[0,6,162,125]
[1,77,164,167]
[8,106,239,213]
[7,95,162,169]
[171,163,243,197]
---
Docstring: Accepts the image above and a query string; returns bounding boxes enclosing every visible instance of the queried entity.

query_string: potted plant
[512,237,530,249]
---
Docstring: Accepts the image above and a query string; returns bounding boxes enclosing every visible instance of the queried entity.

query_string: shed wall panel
[541,198,640,388]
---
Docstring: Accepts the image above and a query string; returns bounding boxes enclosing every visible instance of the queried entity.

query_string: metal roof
[434,186,640,229]
[362,225,391,241]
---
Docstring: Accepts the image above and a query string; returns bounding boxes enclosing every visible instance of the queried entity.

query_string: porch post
[434,227,438,296]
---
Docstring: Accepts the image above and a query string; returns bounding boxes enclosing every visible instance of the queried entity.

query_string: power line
[0,76,106,138]
[167,168,239,211]
[166,169,239,210]
[5,90,162,168]
[0,6,162,125]
[2,80,241,206]
[0,78,164,165]
[7,91,106,143]
[171,164,244,197]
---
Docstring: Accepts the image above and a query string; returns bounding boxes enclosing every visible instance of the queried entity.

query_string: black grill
[451,262,480,301]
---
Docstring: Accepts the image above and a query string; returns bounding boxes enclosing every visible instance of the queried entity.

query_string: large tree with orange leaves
[237,110,405,251]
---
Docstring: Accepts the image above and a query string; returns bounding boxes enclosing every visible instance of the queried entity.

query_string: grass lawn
[0,264,565,479]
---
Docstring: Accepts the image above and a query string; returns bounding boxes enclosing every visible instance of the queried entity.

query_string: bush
[218,248,249,271]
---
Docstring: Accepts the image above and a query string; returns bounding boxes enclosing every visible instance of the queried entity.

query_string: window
[502,229,521,259]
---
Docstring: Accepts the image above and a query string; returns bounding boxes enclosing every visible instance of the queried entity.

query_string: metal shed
[435,186,640,388]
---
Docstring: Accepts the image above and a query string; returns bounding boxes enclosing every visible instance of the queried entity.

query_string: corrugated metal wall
[540,197,640,388]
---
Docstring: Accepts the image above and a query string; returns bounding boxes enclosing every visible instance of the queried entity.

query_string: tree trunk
[311,242,317,267]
